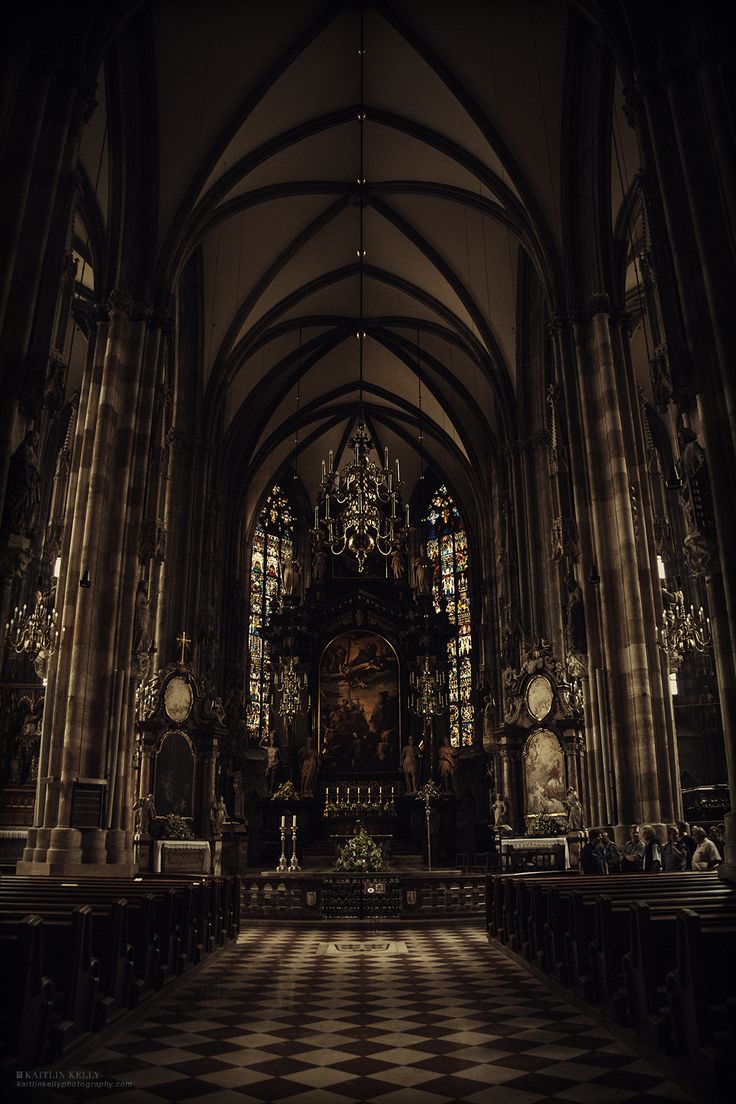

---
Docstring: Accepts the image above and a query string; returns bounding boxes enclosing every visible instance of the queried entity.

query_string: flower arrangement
[272,781,300,803]
[525,813,565,838]
[159,814,195,840]
[334,827,385,872]
[415,780,443,803]
[324,800,396,818]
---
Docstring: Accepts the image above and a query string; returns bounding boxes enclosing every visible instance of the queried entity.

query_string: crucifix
[176,631,191,666]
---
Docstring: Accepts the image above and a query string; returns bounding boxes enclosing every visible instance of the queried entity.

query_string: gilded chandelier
[656,589,712,671]
[313,424,410,573]
[273,656,309,719]
[6,589,60,678]
[409,655,448,721]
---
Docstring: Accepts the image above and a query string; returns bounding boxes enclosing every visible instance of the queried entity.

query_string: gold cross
[176,631,191,665]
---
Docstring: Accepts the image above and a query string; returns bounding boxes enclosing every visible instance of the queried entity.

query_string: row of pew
[0,873,240,1067]
[486,869,736,1089]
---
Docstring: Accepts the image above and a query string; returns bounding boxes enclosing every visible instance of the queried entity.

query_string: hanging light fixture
[273,656,310,720]
[6,587,61,678]
[409,656,448,725]
[655,588,712,672]
[311,3,410,574]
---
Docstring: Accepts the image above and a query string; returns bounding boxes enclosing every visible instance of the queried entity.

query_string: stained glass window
[424,485,474,746]
[246,485,295,744]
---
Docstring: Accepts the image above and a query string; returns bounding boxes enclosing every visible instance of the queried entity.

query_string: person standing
[580,829,606,874]
[622,824,644,872]
[676,821,697,870]
[691,825,721,870]
[600,831,622,873]
[641,825,663,872]
[662,824,687,871]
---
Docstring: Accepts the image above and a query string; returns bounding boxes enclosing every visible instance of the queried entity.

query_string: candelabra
[409,655,448,775]
[409,655,449,720]
[312,424,410,574]
[273,657,309,720]
[6,589,60,678]
[656,589,712,672]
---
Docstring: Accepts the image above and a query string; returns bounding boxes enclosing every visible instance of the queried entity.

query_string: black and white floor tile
[15,927,698,1103]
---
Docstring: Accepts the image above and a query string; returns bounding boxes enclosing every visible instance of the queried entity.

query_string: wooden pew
[0,915,54,1065]
[664,909,736,1082]
[0,873,240,1058]
[0,905,102,1058]
[591,890,736,1012]
[623,900,736,1039]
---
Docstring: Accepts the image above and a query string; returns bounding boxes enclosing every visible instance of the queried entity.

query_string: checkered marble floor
[17,926,698,1104]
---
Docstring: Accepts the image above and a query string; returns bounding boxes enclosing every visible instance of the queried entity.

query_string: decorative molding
[106,289,153,322]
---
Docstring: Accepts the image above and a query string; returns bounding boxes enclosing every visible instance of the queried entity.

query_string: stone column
[632,62,736,877]
[19,293,162,876]
[549,318,608,824]
[572,297,662,828]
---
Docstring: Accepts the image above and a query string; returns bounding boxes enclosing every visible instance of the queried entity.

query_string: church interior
[1,1,735,1100]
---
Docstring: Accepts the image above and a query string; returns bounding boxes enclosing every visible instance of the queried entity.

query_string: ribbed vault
[79,0,571,536]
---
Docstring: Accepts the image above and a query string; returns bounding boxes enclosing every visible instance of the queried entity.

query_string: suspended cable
[357,0,366,416]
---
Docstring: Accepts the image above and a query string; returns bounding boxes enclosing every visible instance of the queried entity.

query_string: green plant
[525,813,565,838]
[334,827,385,872]
[159,814,195,840]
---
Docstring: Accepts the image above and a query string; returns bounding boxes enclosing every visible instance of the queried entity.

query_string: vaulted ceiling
[76,0,635,538]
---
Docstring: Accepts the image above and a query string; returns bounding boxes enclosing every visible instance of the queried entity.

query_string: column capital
[106,290,154,322]
[546,313,573,340]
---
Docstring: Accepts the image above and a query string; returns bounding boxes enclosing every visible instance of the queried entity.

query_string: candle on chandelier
[328,449,334,472]
[395,457,400,482]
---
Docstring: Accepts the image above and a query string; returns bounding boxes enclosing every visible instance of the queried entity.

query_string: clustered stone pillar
[629,35,736,879]
[571,296,677,837]
[19,293,163,876]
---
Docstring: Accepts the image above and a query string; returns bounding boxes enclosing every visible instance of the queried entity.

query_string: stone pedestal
[154,839,211,874]
[221,827,249,875]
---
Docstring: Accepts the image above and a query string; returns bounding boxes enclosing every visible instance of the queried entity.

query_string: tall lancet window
[246,484,295,744]
[425,485,474,746]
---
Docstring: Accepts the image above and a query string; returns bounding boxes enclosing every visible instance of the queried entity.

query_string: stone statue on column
[131,580,151,679]
[676,428,717,575]
[1,429,41,538]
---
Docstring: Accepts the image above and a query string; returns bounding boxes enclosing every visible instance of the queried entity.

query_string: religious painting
[319,632,399,771]
[523,727,566,816]
[0,686,44,788]
[154,730,195,817]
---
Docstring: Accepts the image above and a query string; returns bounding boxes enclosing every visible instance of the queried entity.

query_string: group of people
[580,820,725,875]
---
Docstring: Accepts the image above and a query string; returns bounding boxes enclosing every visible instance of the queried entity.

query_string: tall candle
[281,815,286,828]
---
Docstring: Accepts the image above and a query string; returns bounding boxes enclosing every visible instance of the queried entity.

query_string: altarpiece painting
[523,727,566,817]
[319,631,399,771]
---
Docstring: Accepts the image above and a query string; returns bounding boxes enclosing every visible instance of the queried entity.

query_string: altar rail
[241,871,485,921]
